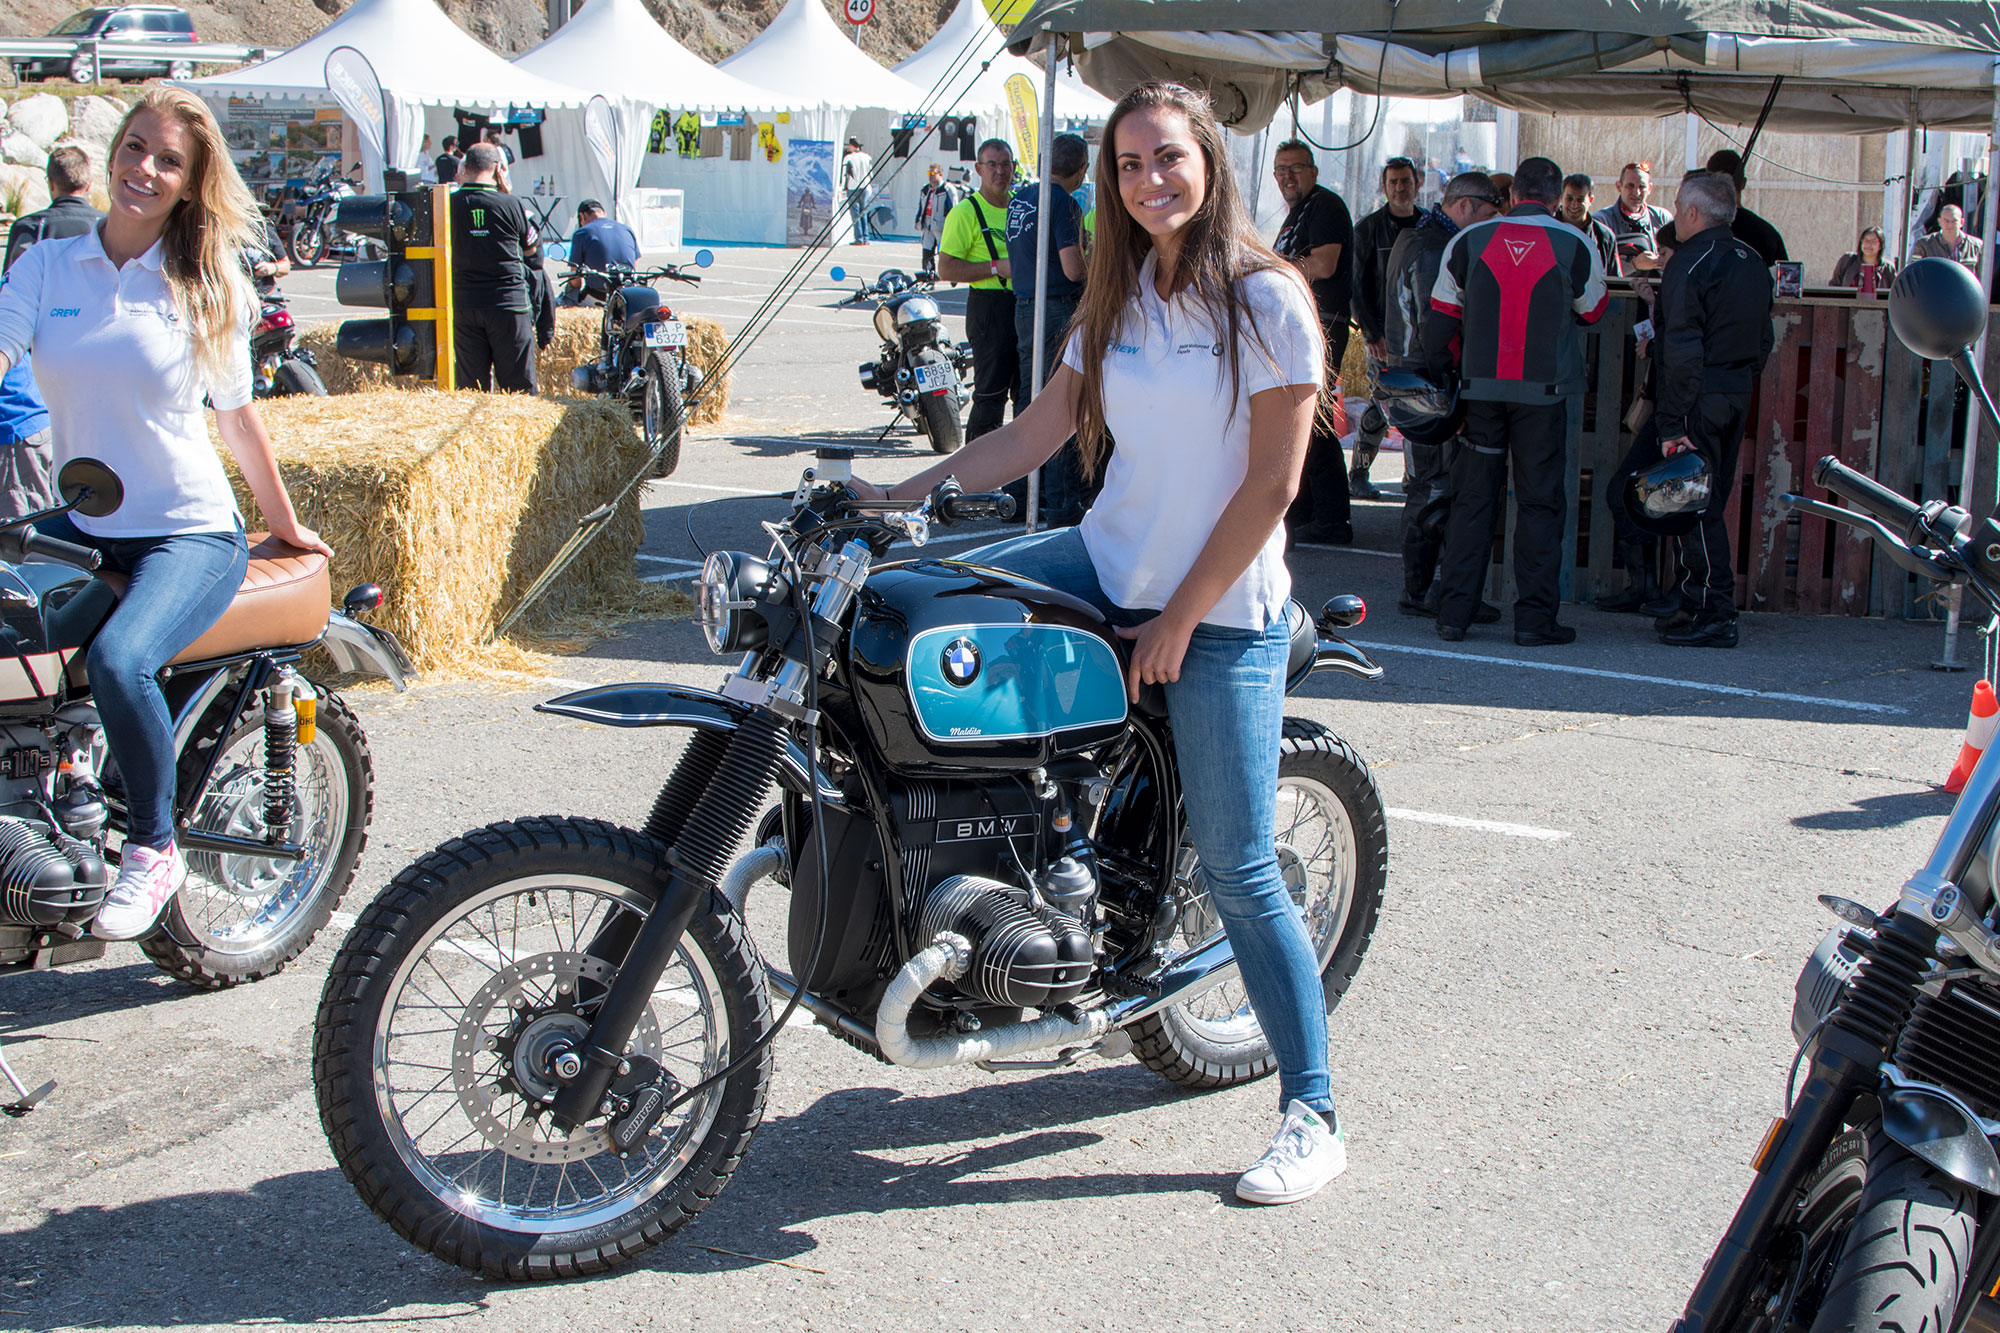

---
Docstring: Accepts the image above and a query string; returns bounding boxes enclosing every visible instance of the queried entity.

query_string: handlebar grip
[21,531,101,571]
[937,491,1017,524]
[1815,455,1923,538]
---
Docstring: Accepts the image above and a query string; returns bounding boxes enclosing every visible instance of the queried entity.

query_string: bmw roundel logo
[941,637,981,686]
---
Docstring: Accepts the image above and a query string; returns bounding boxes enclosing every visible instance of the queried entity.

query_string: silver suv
[13,7,198,84]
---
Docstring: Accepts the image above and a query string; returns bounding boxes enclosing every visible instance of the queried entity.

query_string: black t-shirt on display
[451,184,534,312]
[1275,184,1354,323]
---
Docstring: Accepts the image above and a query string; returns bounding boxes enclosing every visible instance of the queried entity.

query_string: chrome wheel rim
[177,720,349,954]
[1167,773,1357,1042]
[372,875,729,1234]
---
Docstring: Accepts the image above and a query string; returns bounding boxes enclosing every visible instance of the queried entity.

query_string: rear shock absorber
[262,675,298,843]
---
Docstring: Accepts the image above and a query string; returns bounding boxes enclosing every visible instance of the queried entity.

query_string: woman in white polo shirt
[0,87,329,942]
[852,81,1342,1205]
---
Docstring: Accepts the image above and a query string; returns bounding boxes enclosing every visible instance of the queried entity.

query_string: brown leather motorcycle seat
[98,533,331,666]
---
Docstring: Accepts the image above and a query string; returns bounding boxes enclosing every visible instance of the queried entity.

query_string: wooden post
[431,183,454,391]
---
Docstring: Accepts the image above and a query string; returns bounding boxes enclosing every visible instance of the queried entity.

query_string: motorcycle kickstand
[0,1032,54,1115]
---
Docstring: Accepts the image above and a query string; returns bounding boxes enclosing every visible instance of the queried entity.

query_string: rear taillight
[254,309,294,336]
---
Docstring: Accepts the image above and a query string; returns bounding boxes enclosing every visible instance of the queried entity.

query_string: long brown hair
[1069,81,1323,480]
[110,88,260,387]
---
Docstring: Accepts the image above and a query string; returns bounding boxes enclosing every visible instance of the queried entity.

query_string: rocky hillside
[1,0,955,68]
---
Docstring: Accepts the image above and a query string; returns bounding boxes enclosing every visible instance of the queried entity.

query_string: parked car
[12,6,197,84]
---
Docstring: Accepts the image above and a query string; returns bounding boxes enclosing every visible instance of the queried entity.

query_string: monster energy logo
[470,207,486,227]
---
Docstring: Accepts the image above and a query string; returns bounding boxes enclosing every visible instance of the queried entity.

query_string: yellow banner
[983,0,1034,26]
[1005,72,1039,173]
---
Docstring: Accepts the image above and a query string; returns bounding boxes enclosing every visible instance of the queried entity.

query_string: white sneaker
[1236,1099,1347,1205]
[94,842,186,941]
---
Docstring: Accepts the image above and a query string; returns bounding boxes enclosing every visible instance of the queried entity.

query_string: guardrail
[0,38,276,73]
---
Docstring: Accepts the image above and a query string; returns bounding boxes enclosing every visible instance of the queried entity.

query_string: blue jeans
[846,189,872,242]
[40,513,249,849]
[965,528,1334,1116]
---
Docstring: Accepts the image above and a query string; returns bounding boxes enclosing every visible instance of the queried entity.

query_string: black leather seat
[1130,598,1317,718]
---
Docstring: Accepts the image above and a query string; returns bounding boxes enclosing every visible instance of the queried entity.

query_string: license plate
[644,320,687,350]
[914,361,954,394]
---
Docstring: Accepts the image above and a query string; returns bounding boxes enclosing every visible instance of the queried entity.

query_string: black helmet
[1375,368,1463,446]
[1625,449,1713,537]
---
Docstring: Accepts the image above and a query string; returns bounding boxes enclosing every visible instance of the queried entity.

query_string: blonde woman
[0,87,329,940]
[852,82,1346,1204]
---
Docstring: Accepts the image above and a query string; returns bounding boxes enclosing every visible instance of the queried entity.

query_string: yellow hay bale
[296,307,732,426]
[214,390,683,675]
[1339,326,1370,397]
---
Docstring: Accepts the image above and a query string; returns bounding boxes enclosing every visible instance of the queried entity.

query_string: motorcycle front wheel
[314,817,772,1279]
[273,358,328,397]
[141,686,373,987]
[1128,717,1387,1090]
[289,215,330,268]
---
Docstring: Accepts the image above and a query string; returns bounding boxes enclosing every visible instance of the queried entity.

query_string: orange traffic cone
[1945,680,2000,793]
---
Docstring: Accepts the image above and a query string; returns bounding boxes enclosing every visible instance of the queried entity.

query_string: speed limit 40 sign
[844,0,874,23]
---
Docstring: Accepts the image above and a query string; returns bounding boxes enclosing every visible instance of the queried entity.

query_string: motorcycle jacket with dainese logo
[1423,204,1607,403]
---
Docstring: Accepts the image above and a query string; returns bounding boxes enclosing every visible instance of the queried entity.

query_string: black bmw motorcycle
[314,450,1388,1277]
[832,266,973,454]
[566,249,714,477]
[1673,260,2000,1331]
[0,459,410,1115]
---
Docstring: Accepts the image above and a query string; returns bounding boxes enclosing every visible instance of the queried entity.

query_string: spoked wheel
[289,213,330,268]
[1130,718,1387,1090]
[641,354,686,478]
[141,688,372,987]
[314,818,771,1279]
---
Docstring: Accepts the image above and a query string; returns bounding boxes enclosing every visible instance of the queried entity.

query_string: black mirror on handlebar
[57,457,122,520]
[1890,257,2000,440]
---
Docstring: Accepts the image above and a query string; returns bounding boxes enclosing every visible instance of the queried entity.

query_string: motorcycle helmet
[1625,449,1714,537]
[1374,368,1463,447]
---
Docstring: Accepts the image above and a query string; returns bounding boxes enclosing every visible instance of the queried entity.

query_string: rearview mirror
[830,266,846,282]
[694,248,714,268]
[57,457,122,519]
[1892,257,2000,440]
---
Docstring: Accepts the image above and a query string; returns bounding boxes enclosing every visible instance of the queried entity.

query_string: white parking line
[656,480,774,495]
[1386,809,1570,841]
[1294,544,1400,558]
[1350,640,1906,716]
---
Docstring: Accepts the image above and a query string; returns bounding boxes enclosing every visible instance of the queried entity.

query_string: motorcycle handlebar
[1815,456,1925,542]
[10,530,100,571]
[932,486,1017,525]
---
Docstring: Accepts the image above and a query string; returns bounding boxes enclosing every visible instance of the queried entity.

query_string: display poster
[788,139,834,247]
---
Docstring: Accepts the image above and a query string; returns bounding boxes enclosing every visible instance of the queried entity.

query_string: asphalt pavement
[0,240,1986,1333]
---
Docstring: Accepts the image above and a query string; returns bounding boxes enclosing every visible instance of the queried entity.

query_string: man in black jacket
[1348,155,1422,500]
[1272,139,1355,545]
[1383,171,1502,618]
[451,143,539,393]
[1611,172,1775,648]
[1424,157,1608,646]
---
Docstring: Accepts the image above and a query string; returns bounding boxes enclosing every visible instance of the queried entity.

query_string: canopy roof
[720,0,928,112]
[516,0,804,112]
[187,0,588,106]
[1007,0,2000,133]
[895,0,1112,121]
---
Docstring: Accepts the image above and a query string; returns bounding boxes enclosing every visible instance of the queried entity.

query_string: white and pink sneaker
[94,842,187,941]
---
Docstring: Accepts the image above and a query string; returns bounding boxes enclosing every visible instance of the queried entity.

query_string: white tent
[514,0,807,237]
[719,0,928,114]
[186,0,635,226]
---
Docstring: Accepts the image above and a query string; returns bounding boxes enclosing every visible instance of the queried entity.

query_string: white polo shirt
[1064,254,1322,630]
[0,228,249,538]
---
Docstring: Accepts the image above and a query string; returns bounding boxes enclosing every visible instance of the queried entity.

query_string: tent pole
[1026,24,1056,532]
[1936,73,2000,671]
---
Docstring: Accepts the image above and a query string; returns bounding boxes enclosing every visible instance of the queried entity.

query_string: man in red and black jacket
[1423,156,1608,646]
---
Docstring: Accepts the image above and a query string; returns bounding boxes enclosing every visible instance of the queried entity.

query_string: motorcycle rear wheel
[289,216,330,268]
[642,355,686,479]
[141,687,372,988]
[910,349,963,454]
[1129,717,1386,1091]
[273,359,328,397]
[314,818,772,1279]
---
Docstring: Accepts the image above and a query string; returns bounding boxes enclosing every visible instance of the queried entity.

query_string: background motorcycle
[285,162,361,270]
[831,266,973,454]
[0,459,411,1115]
[1674,258,2000,1332]
[249,291,327,399]
[314,450,1389,1278]
[566,249,714,477]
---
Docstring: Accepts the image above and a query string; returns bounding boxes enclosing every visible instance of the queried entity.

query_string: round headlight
[893,295,941,329]
[873,304,898,343]
[697,551,780,656]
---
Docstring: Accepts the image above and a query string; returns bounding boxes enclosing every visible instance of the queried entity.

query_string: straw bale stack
[297,308,732,427]
[216,390,666,673]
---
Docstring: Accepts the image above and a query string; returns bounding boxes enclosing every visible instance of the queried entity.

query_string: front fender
[536,682,841,803]
[1881,1076,2000,1194]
